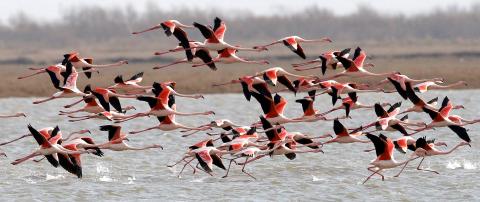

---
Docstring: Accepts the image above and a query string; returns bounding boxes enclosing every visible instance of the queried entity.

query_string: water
[0,90,478,201]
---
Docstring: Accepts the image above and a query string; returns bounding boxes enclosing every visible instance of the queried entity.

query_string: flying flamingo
[153,42,217,70]
[59,93,136,116]
[212,76,272,101]
[128,105,212,135]
[322,82,384,105]
[253,67,317,92]
[322,119,370,145]
[188,18,266,52]
[254,36,332,59]
[394,136,470,177]
[67,111,132,122]
[11,125,90,166]
[413,80,467,93]
[114,96,214,123]
[32,65,91,104]
[168,139,229,177]
[413,107,472,143]
[292,48,351,74]
[362,133,421,184]
[319,92,391,117]
[353,103,423,136]
[95,125,163,151]
[180,119,242,137]
[62,52,128,78]
[294,97,348,121]
[378,73,444,98]
[250,92,324,125]
[191,48,269,68]
[132,20,194,61]
[107,72,152,94]
[320,47,397,81]
[363,136,447,153]
[65,85,136,113]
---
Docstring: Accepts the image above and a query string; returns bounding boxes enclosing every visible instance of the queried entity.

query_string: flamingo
[153,42,217,70]
[250,92,323,125]
[132,20,194,61]
[95,125,163,151]
[11,125,90,166]
[168,139,229,177]
[413,80,467,93]
[394,136,470,177]
[212,76,272,101]
[32,64,91,104]
[67,111,130,122]
[363,136,447,154]
[320,47,397,81]
[180,119,243,137]
[0,128,92,147]
[413,107,472,143]
[191,48,269,68]
[322,119,369,145]
[59,96,135,116]
[378,73,444,98]
[294,97,348,121]
[189,17,266,52]
[114,96,214,123]
[254,36,332,59]
[128,104,211,135]
[65,52,128,78]
[107,72,152,94]
[353,103,422,136]
[322,82,384,105]
[362,133,421,184]
[253,67,316,92]
[292,48,351,74]
[398,82,458,114]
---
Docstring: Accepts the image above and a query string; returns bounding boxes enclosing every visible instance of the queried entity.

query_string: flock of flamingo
[1,17,476,184]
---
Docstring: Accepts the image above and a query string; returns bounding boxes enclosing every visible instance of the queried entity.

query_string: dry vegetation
[1,5,480,97]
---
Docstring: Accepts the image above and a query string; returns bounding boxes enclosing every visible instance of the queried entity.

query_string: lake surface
[0,91,478,201]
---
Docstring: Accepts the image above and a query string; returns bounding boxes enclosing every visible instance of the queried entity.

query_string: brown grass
[2,53,479,97]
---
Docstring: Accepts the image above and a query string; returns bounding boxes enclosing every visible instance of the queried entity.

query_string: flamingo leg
[222,158,238,178]
[241,157,257,180]
[17,69,46,79]
[362,168,383,184]
[178,158,195,178]
[11,152,40,165]
[416,157,439,174]
[32,157,46,163]
[0,134,31,146]
[33,96,56,104]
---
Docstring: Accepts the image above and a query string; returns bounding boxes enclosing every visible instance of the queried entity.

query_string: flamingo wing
[250,91,274,115]
[99,125,122,141]
[195,150,213,173]
[335,55,358,72]
[283,39,306,59]
[439,97,453,117]
[194,49,216,70]
[295,98,315,116]
[333,119,349,137]
[173,27,194,61]
[213,17,227,41]
[127,72,144,83]
[277,75,296,94]
[374,103,389,118]
[193,22,219,43]
[387,77,408,100]
[405,82,426,106]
